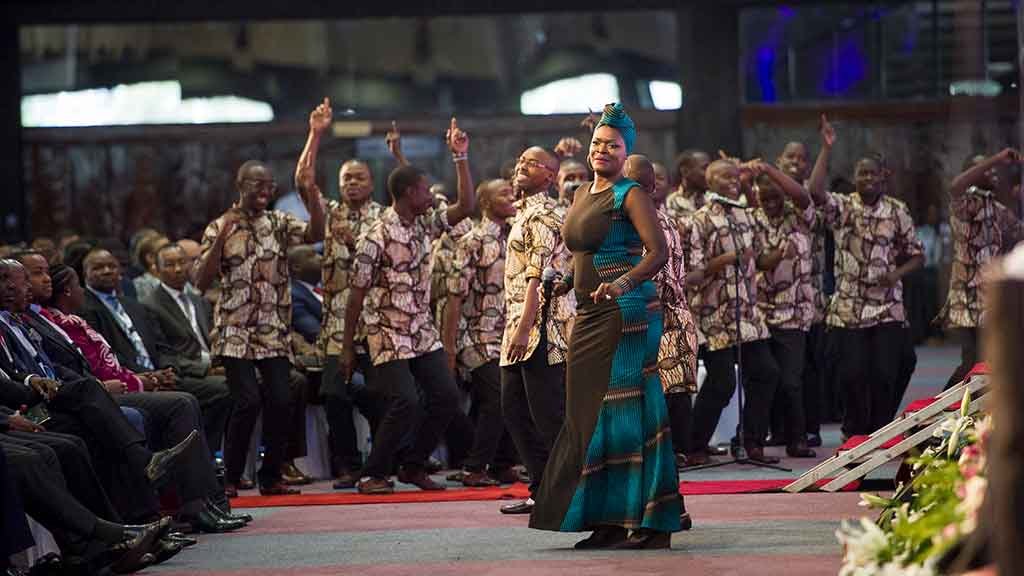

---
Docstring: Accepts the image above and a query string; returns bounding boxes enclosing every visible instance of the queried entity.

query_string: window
[649,80,683,110]
[520,73,620,115]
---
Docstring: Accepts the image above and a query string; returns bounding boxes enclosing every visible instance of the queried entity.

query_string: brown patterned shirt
[820,192,924,329]
[808,208,829,324]
[942,186,1023,329]
[199,209,309,360]
[430,217,476,330]
[448,218,509,372]
[663,187,705,224]
[654,210,698,393]
[662,191,707,346]
[754,203,817,331]
[320,198,385,356]
[689,200,771,351]
[350,204,452,366]
[501,192,575,367]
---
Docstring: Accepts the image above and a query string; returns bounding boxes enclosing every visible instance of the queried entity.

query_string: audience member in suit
[289,245,323,345]
[1,410,174,573]
[132,234,169,302]
[0,446,34,574]
[0,258,201,528]
[137,243,232,452]
[23,255,247,533]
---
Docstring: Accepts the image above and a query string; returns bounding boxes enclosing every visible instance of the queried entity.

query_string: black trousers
[462,360,507,472]
[0,447,34,566]
[42,377,157,522]
[691,339,779,450]
[176,374,232,454]
[802,322,826,435]
[222,356,292,486]
[3,429,119,523]
[834,323,905,437]
[500,344,565,495]
[323,353,383,473]
[945,327,980,391]
[117,391,219,503]
[362,349,460,478]
[284,369,308,461]
[665,392,693,455]
[766,328,808,448]
[1,437,102,550]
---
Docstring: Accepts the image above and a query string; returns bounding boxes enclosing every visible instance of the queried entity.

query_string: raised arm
[753,161,811,209]
[808,114,835,206]
[444,117,476,227]
[385,121,409,167]
[950,148,1022,199]
[192,212,240,292]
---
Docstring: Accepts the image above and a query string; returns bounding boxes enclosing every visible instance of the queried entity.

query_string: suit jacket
[0,321,58,410]
[140,286,213,378]
[291,281,322,345]
[78,289,168,375]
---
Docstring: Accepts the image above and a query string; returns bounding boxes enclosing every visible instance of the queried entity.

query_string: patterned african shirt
[430,217,476,330]
[448,218,509,372]
[500,192,575,367]
[350,204,452,366]
[820,192,924,329]
[941,186,1023,329]
[689,201,771,351]
[808,208,829,324]
[320,198,384,356]
[653,211,698,394]
[199,208,309,360]
[754,203,817,331]
[663,187,705,224]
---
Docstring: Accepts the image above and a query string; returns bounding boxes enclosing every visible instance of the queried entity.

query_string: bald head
[624,155,655,195]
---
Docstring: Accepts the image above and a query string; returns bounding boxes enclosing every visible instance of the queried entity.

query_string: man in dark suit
[289,245,323,346]
[0,445,34,575]
[139,243,232,452]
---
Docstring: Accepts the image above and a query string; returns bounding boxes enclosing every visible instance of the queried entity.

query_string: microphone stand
[685,200,790,473]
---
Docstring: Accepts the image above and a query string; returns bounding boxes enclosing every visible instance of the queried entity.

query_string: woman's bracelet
[452,153,469,163]
[613,275,636,294]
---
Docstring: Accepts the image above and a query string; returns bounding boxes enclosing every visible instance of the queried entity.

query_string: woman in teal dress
[529,103,681,549]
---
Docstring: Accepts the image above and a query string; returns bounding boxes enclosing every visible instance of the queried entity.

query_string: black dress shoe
[611,529,671,550]
[786,443,816,458]
[145,430,199,484]
[111,519,168,573]
[333,470,360,489]
[151,538,185,565]
[574,526,628,549]
[164,532,198,548]
[706,444,729,456]
[764,434,787,447]
[807,433,822,448]
[209,501,253,523]
[745,446,781,464]
[180,507,246,534]
[499,499,534,515]
[680,512,693,531]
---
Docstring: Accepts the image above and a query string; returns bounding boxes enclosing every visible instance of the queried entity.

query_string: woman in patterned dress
[529,103,681,549]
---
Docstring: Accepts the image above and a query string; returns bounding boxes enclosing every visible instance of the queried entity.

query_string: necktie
[8,315,56,379]
[178,292,209,353]
[104,295,154,370]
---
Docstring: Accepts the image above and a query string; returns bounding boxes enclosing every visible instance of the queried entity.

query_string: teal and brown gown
[529,178,681,533]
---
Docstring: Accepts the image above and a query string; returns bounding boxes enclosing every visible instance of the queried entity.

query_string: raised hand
[446,117,469,155]
[554,137,583,159]
[385,121,403,158]
[819,114,836,148]
[580,110,598,133]
[309,98,333,135]
[995,148,1023,165]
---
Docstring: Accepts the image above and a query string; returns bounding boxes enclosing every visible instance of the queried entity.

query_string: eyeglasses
[241,178,277,192]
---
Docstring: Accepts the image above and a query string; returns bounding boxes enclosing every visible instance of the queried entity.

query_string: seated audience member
[138,243,233,452]
[0,260,188,525]
[30,237,60,265]
[132,234,170,301]
[127,228,161,281]
[10,255,246,533]
[289,245,324,349]
[0,432,174,574]
[175,238,206,299]
[57,229,82,252]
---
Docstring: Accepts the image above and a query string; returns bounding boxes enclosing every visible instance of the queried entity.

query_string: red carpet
[230,478,858,508]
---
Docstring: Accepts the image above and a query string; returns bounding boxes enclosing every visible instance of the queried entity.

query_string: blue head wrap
[596,102,636,154]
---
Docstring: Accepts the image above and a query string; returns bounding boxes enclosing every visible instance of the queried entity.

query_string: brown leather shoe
[611,529,671,550]
[281,462,313,486]
[462,471,500,487]
[356,477,394,495]
[745,446,781,464]
[332,470,359,490]
[786,442,816,458]
[489,468,521,485]
[238,479,256,490]
[682,451,712,467]
[224,483,238,499]
[397,467,446,491]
